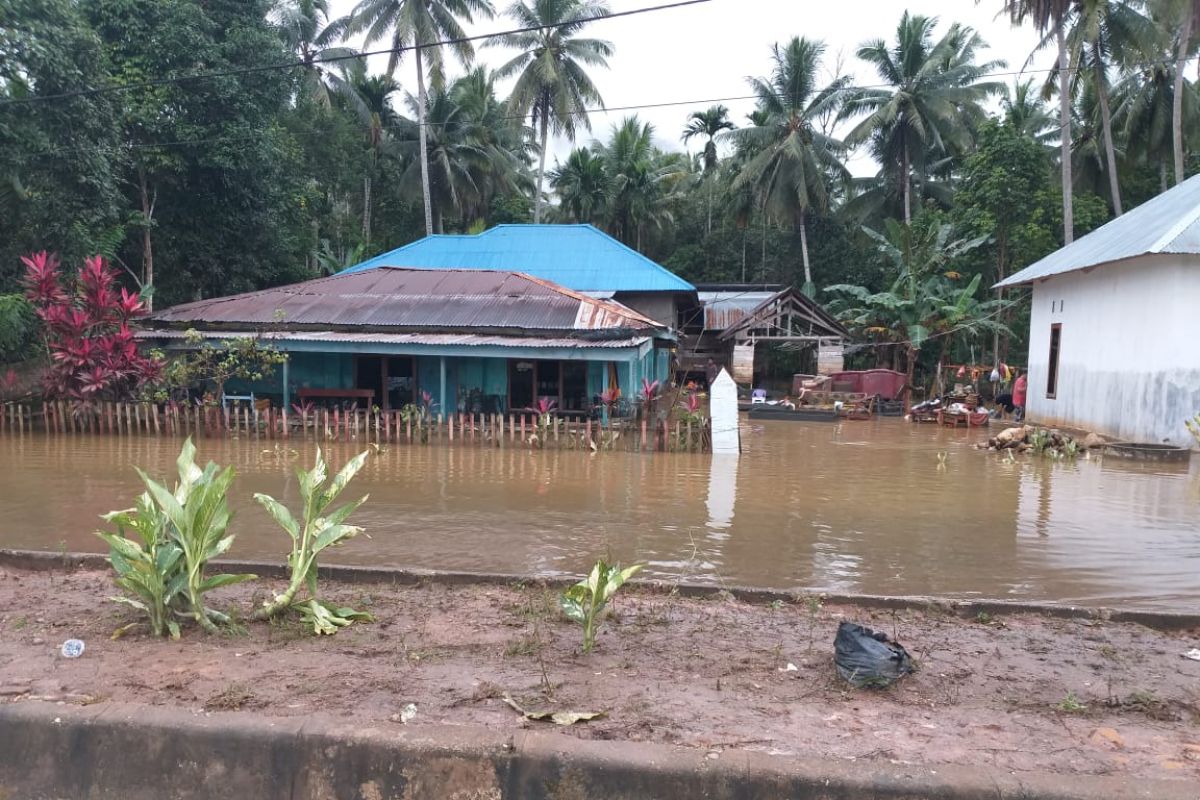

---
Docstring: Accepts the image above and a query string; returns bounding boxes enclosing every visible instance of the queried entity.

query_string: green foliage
[0,294,38,363]
[97,438,255,637]
[251,448,372,634]
[155,330,289,402]
[559,560,643,653]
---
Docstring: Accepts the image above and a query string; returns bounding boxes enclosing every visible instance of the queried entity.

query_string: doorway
[354,356,383,409]
[509,360,535,411]
[386,356,416,409]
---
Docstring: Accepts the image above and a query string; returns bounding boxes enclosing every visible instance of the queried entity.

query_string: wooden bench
[296,388,377,408]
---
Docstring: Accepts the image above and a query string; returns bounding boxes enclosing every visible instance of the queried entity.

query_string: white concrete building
[996,175,1200,447]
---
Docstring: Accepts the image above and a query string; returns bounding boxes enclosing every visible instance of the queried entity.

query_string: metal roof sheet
[147,267,664,333]
[997,173,1200,287]
[136,329,650,350]
[340,224,695,292]
[696,291,781,330]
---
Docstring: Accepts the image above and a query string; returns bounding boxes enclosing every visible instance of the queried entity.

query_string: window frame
[1046,323,1062,399]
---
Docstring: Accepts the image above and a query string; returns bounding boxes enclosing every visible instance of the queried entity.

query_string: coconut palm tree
[598,117,685,249]
[343,0,496,235]
[491,0,612,223]
[1041,0,1156,215]
[726,38,850,293]
[550,147,610,223]
[682,105,735,235]
[1147,0,1200,183]
[1002,79,1058,144]
[1002,0,1075,241]
[338,63,402,245]
[273,0,358,108]
[1113,58,1197,191]
[846,13,1004,226]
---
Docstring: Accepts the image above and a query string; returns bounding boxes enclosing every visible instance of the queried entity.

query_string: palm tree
[1113,59,1197,190]
[550,147,610,223]
[339,63,402,245]
[273,0,358,108]
[491,0,612,224]
[681,105,735,235]
[847,13,1004,226]
[399,69,530,232]
[1149,0,1200,183]
[598,117,685,249]
[344,0,496,235]
[727,38,850,293]
[1002,0,1075,241]
[1002,79,1058,144]
[1043,0,1156,215]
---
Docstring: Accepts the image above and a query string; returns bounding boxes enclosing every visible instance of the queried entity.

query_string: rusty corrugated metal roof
[148,267,665,332]
[135,330,651,350]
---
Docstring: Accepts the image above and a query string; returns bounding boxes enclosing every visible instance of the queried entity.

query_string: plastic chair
[221,392,254,410]
[751,389,768,404]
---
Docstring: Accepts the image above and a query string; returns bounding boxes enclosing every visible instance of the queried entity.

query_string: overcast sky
[327,0,1054,176]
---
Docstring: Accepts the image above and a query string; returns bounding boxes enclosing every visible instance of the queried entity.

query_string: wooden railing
[0,401,711,453]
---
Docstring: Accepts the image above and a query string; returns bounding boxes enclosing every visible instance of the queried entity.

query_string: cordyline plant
[639,378,661,417]
[251,448,373,634]
[22,251,160,401]
[560,560,644,653]
[526,396,557,448]
[96,438,255,638]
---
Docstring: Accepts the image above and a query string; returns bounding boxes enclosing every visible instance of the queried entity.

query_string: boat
[748,404,839,422]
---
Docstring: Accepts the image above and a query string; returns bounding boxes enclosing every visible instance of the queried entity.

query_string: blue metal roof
[996,173,1200,288]
[341,224,695,293]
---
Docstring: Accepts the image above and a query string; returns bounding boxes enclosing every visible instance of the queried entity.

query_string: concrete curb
[0,702,1192,800]
[4,547,1198,631]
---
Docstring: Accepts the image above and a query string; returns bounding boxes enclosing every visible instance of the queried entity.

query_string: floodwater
[1,420,1197,610]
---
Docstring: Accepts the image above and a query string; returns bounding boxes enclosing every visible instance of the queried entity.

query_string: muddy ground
[2,565,1199,782]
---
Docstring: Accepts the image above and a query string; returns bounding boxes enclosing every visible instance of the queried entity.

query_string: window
[1046,324,1062,398]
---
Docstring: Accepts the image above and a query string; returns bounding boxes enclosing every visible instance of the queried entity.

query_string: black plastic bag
[834,622,915,689]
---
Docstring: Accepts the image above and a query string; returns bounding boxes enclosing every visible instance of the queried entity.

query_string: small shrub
[97,438,255,637]
[251,447,372,634]
[1056,690,1088,714]
[560,560,643,653]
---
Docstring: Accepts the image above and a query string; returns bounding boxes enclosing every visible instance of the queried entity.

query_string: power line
[0,0,711,107]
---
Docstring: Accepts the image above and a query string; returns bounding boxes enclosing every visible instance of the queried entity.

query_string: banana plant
[251,448,372,634]
[97,491,182,639]
[560,560,644,653]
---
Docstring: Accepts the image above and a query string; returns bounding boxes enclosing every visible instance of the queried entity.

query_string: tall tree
[492,0,612,223]
[848,13,1004,226]
[1002,79,1058,144]
[344,0,496,236]
[1047,0,1155,215]
[727,38,849,292]
[682,105,735,235]
[339,63,402,245]
[1003,0,1075,241]
[273,0,358,108]
[550,147,610,223]
[1153,0,1200,183]
[598,117,686,249]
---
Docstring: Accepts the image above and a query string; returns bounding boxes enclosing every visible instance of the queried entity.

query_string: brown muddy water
[1,419,1197,610]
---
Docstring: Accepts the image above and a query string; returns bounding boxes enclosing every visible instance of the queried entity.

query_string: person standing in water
[1012,370,1028,422]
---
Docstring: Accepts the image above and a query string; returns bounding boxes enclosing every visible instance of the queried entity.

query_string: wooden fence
[0,401,710,453]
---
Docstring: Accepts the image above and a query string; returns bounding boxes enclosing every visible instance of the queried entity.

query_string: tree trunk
[741,230,747,282]
[706,174,714,236]
[534,106,549,223]
[138,168,154,311]
[903,345,917,412]
[1057,24,1074,243]
[1173,7,1193,185]
[415,48,434,236]
[901,142,911,225]
[362,172,372,245]
[760,215,767,281]
[798,209,812,291]
[1095,55,1123,215]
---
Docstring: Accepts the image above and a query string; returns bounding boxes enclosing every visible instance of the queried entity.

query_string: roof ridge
[1150,199,1200,253]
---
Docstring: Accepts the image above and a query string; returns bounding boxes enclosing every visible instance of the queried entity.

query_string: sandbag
[834,622,915,689]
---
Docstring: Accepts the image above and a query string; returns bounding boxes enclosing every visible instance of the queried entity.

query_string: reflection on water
[0,419,1197,610]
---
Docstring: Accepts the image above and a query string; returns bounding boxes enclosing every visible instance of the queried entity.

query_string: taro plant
[97,438,255,637]
[559,560,644,653]
[251,447,373,634]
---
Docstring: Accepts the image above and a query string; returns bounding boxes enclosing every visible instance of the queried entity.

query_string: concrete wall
[1026,255,1200,447]
[613,292,678,329]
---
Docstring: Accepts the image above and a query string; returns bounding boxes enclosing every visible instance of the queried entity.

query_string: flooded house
[996,174,1200,447]
[139,267,671,416]
[340,223,699,332]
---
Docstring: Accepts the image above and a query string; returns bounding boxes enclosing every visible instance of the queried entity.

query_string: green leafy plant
[1187,413,1200,447]
[251,448,373,634]
[1056,690,1088,714]
[560,560,644,653]
[97,438,254,637]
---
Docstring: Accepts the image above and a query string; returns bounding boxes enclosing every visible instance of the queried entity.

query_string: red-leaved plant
[21,251,161,402]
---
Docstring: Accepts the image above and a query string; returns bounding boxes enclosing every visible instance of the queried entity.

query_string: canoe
[748,405,839,422]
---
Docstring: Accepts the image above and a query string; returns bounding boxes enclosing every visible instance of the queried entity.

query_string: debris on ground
[978,426,1086,458]
[504,696,603,726]
[833,622,915,689]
